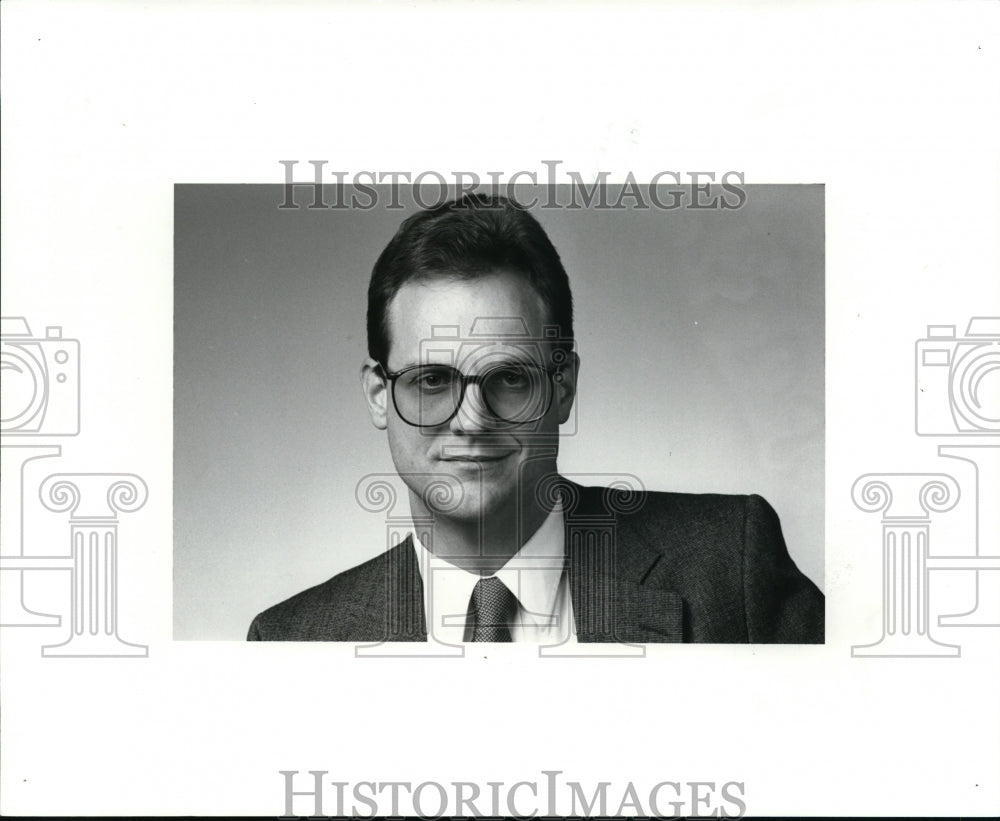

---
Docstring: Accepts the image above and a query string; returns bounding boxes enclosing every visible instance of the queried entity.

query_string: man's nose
[448,382,498,433]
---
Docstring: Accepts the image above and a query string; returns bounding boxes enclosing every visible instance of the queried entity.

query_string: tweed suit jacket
[247,482,824,643]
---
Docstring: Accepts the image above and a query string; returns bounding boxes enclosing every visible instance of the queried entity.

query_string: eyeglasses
[378,361,562,428]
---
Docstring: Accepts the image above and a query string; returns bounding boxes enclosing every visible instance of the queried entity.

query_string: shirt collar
[493,502,566,623]
[410,501,566,635]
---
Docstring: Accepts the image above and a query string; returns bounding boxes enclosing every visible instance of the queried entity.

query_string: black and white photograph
[174,182,826,646]
[2,1,997,818]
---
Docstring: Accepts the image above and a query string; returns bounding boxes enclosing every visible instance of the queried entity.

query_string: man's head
[361,194,579,529]
[366,193,574,366]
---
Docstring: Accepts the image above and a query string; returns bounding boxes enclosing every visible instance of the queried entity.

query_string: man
[248,193,824,644]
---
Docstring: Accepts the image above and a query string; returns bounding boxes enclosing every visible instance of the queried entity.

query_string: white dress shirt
[410,502,577,644]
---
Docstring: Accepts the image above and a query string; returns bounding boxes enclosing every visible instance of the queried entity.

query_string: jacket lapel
[368,480,684,643]
[563,481,684,643]
[359,536,427,641]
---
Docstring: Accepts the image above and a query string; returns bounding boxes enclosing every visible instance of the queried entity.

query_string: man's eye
[414,369,454,390]
[492,367,531,389]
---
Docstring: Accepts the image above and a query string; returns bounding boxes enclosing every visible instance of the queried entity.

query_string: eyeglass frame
[375,359,567,428]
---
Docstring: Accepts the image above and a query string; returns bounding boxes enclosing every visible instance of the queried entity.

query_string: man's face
[362,271,578,528]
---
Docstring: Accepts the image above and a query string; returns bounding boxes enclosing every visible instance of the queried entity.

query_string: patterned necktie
[469,577,518,642]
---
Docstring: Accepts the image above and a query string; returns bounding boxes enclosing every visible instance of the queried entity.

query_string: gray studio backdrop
[174,184,824,640]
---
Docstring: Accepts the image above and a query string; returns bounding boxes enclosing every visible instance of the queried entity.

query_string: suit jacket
[247,482,824,643]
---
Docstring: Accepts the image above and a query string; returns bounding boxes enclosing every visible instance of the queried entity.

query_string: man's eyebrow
[456,348,550,368]
[391,355,454,370]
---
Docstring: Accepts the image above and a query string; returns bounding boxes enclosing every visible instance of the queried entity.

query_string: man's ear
[554,351,580,424]
[360,358,389,430]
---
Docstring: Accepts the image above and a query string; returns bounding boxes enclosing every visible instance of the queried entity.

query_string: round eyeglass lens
[481,363,551,423]
[394,366,463,426]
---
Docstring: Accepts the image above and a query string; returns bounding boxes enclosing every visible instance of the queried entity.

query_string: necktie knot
[470,576,518,642]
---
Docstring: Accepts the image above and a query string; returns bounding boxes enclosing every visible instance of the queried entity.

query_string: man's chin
[423,481,514,524]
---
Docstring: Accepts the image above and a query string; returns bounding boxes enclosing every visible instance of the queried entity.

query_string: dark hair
[366,193,574,366]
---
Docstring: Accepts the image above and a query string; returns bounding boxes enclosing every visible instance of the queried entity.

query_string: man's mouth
[440,453,513,463]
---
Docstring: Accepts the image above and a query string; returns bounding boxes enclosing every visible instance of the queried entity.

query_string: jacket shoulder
[246,548,394,641]
[577,485,823,643]
[580,485,753,538]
